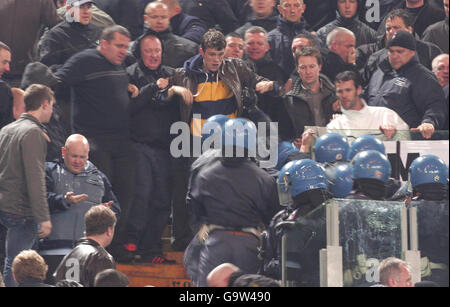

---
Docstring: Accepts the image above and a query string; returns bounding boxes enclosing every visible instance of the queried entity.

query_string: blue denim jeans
[0,211,38,287]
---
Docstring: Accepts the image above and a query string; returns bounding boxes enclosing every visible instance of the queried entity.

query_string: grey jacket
[39,159,120,251]
[0,114,50,223]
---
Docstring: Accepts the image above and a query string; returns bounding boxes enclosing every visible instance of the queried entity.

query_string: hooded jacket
[267,16,321,82]
[172,54,267,125]
[40,159,120,252]
[38,20,102,71]
[127,56,179,149]
[317,10,377,47]
[130,28,198,69]
[366,55,447,129]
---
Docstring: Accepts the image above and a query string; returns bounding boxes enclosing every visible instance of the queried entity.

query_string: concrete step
[117,251,192,287]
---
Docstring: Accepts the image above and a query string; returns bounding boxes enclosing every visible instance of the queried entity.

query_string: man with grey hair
[432,53,449,88]
[321,27,358,82]
[377,257,413,287]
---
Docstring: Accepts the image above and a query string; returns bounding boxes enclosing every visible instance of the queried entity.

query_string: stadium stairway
[116,226,193,287]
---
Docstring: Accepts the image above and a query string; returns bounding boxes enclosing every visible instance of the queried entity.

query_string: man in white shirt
[327,70,409,139]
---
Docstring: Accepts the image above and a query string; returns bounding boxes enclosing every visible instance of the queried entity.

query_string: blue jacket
[171,12,207,45]
[267,16,321,82]
[40,159,120,251]
[366,55,447,129]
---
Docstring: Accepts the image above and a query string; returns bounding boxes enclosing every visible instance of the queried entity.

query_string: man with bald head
[131,1,198,68]
[156,0,206,44]
[39,134,120,284]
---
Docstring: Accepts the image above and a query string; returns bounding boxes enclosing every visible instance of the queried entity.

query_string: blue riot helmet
[275,141,299,170]
[347,134,385,161]
[324,163,353,198]
[223,118,257,156]
[277,159,329,207]
[314,133,349,163]
[352,150,391,183]
[409,155,448,188]
[201,114,230,146]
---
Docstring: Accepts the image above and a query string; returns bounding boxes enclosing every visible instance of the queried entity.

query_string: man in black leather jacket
[54,205,116,287]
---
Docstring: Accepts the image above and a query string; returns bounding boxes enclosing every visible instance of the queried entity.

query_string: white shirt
[327,99,410,131]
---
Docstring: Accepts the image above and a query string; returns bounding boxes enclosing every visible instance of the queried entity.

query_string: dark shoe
[135,253,176,264]
[113,244,136,264]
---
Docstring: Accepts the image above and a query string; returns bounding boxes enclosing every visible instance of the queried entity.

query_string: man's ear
[356,85,363,96]
[61,146,66,159]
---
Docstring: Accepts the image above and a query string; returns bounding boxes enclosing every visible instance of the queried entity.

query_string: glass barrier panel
[410,200,449,287]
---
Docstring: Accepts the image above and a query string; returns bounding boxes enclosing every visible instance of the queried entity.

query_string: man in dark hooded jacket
[130,1,198,68]
[267,0,321,82]
[317,0,377,47]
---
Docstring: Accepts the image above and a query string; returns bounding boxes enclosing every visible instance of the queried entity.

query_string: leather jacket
[54,238,115,287]
[172,54,268,124]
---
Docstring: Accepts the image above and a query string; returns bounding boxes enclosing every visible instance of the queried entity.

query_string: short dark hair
[24,84,54,112]
[295,46,322,67]
[335,70,362,88]
[12,250,48,283]
[0,41,11,53]
[293,33,318,48]
[201,29,226,51]
[101,25,131,42]
[84,205,117,236]
[94,269,129,287]
[225,32,243,40]
[245,26,268,37]
[385,9,414,29]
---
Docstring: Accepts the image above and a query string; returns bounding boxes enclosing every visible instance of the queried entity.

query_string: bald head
[207,263,240,287]
[144,2,171,32]
[432,53,449,87]
[62,134,90,174]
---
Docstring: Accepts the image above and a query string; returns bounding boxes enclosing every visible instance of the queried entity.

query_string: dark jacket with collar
[366,55,447,129]
[130,28,199,69]
[279,74,337,141]
[39,159,121,252]
[0,80,13,130]
[422,17,449,54]
[317,11,377,47]
[126,60,180,149]
[180,0,239,35]
[234,10,279,38]
[375,0,446,38]
[245,54,285,122]
[38,21,102,71]
[170,12,207,45]
[267,16,321,82]
[54,237,115,287]
[172,54,268,124]
[362,37,442,86]
[17,278,54,287]
[321,48,358,83]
